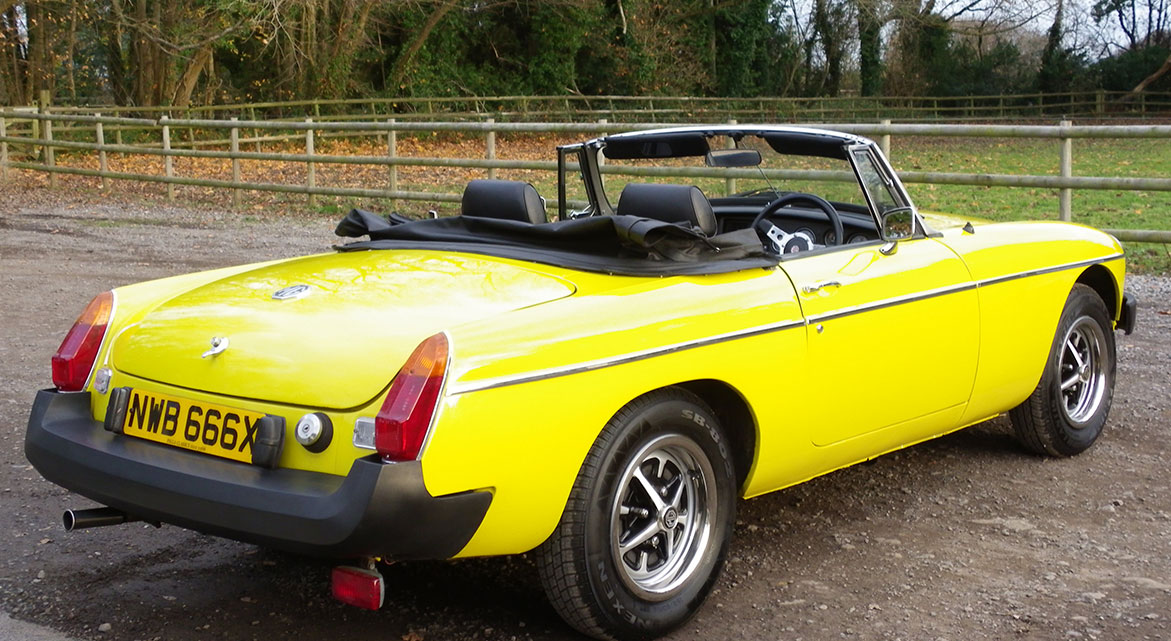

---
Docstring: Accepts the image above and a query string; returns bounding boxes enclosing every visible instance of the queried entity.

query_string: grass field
[36,131,1171,273]
[887,137,1171,273]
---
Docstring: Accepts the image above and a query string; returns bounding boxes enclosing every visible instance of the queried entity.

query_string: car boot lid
[112,249,575,409]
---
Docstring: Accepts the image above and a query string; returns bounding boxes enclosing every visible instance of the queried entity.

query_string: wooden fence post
[249,107,260,152]
[1059,119,1072,222]
[486,117,496,180]
[44,113,56,189]
[37,89,49,152]
[0,117,7,181]
[161,115,174,202]
[879,119,892,159]
[387,118,398,207]
[725,119,737,196]
[230,117,241,209]
[95,112,108,190]
[306,117,317,207]
[187,109,196,149]
[1095,90,1105,116]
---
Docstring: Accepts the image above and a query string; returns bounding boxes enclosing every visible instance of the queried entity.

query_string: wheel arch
[671,379,758,493]
[1076,263,1119,320]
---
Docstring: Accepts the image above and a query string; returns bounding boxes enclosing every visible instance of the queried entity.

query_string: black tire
[1010,284,1116,457]
[536,388,737,641]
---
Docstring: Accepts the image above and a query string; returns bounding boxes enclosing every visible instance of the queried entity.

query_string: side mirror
[880,207,915,241]
[878,207,915,256]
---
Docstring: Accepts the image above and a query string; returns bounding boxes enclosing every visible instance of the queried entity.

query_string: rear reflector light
[51,291,114,392]
[375,333,448,461]
[330,566,384,610]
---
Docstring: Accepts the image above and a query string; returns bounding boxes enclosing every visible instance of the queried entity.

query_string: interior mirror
[880,207,915,241]
[705,149,762,168]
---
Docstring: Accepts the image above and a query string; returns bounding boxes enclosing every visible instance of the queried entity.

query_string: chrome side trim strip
[805,281,977,324]
[805,253,1123,325]
[447,318,806,396]
[975,253,1124,288]
[448,253,1123,396]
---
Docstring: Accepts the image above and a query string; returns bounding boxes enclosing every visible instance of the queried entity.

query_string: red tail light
[375,333,448,461]
[51,291,114,392]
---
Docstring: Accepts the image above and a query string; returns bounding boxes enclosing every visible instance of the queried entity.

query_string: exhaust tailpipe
[63,507,140,532]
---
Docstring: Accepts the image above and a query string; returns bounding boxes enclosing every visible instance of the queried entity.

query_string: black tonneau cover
[334,209,778,276]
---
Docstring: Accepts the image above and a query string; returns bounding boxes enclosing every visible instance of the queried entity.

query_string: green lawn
[885,137,1171,273]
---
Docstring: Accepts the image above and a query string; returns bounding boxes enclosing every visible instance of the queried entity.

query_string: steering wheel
[752,193,844,255]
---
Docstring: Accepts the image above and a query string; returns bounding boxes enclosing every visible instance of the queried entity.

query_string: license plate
[120,388,266,464]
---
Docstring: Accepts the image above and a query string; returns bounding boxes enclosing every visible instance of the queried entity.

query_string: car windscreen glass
[599,134,867,211]
[850,147,902,215]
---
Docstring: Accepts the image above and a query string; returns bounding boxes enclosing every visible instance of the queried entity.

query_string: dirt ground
[1,181,1168,641]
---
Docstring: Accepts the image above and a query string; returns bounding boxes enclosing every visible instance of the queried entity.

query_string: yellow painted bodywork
[79,218,1125,560]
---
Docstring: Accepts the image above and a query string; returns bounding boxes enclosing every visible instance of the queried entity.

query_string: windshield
[598,134,870,212]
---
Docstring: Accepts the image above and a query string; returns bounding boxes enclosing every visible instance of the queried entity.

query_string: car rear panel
[111,249,575,410]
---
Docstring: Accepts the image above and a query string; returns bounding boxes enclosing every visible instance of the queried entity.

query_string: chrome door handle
[802,280,842,294]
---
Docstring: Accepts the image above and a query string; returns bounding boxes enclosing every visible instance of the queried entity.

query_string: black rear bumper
[25,389,490,560]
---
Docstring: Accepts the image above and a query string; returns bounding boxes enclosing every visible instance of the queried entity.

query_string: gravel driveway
[1,182,1168,641]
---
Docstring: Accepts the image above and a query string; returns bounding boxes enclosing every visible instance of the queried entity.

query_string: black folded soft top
[334,209,778,277]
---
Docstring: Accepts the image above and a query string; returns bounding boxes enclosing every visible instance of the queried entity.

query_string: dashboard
[709,196,880,247]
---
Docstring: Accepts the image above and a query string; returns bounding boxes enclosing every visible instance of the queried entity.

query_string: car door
[780,145,980,448]
[780,238,979,447]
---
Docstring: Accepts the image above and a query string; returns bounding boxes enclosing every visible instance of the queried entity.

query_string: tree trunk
[812,0,842,96]
[388,1,459,92]
[171,45,212,108]
[304,0,318,96]
[25,1,42,100]
[0,5,25,104]
[66,0,78,102]
[105,5,129,106]
[1125,52,1171,98]
[131,0,151,105]
[1036,0,1064,94]
[857,0,882,96]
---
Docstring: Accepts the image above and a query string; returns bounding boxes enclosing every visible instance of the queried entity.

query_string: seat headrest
[461,180,546,224]
[615,183,716,236]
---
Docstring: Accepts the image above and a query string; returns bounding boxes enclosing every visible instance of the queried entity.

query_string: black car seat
[461,179,547,224]
[615,183,717,236]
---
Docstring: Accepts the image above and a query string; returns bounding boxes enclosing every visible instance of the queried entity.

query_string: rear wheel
[536,388,736,641]
[1010,284,1116,456]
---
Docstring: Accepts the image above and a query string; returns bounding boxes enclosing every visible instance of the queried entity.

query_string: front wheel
[536,388,736,641]
[1010,284,1117,456]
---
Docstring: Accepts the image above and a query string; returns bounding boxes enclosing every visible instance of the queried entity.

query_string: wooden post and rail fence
[0,109,1168,244]
[34,90,1171,123]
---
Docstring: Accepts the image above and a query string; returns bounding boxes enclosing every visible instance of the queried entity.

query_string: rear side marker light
[331,566,384,610]
[52,291,114,392]
[375,333,449,462]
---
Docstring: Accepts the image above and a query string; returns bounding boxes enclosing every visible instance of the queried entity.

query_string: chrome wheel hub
[610,433,716,601]
[1059,316,1108,425]
[661,506,679,529]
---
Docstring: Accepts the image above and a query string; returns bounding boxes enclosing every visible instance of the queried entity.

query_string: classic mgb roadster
[26,125,1135,640]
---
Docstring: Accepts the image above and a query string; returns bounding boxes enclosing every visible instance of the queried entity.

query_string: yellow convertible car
[26,126,1135,640]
